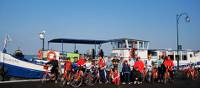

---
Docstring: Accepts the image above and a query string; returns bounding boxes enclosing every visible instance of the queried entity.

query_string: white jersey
[129,58,135,70]
[85,62,92,69]
[145,59,153,71]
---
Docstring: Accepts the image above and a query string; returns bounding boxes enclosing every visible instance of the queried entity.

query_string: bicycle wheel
[59,77,69,88]
[70,75,83,88]
[147,71,152,82]
[163,72,169,84]
[41,73,50,84]
[88,76,98,86]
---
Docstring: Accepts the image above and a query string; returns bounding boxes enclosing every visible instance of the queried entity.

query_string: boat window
[151,52,157,57]
[168,55,174,60]
[190,54,193,58]
[148,50,158,58]
[112,41,127,49]
[111,42,118,49]
[133,42,137,48]
[182,55,187,60]
[117,41,126,48]
[175,55,180,61]
[143,42,148,49]
[139,42,143,49]
[128,42,133,48]
[128,41,137,48]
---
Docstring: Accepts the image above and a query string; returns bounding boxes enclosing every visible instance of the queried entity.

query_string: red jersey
[64,61,72,71]
[98,58,106,69]
[77,57,86,66]
[134,60,145,73]
[163,58,174,71]
[113,71,120,78]
[112,70,120,85]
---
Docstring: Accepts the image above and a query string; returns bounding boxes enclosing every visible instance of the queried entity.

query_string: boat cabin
[109,38,150,60]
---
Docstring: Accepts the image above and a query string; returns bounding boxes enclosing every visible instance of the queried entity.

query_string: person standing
[106,56,113,82]
[145,54,153,82]
[129,55,136,83]
[122,60,131,84]
[45,59,59,82]
[106,57,113,71]
[156,56,164,82]
[63,58,72,82]
[98,56,108,83]
[133,57,145,84]
[118,57,123,84]
[163,56,174,80]
[129,58,135,71]
[85,58,92,73]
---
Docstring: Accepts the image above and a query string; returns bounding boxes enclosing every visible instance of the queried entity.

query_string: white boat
[149,49,200,69]
[109,38,200,69]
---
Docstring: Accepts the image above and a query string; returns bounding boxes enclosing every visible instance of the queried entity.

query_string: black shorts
[51,67,58,74]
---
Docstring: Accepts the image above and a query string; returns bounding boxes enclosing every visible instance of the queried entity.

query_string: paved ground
[0,73,200,88]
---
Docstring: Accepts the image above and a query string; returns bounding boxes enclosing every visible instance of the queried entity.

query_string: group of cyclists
[107,54,175,85]
[44,50,180,88]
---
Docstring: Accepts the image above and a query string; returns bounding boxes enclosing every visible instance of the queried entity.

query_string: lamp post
[39,31,45,51]
[176,13,190,70]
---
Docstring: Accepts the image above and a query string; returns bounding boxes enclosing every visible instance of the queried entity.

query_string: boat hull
[0,52,45,79]
[0,62,43,79]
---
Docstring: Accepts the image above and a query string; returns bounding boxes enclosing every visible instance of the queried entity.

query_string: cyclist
[112,67,120,85]
[163,56,174,81]
[63,57,72,84]
[122,60,131,84]
[145,54,153,82]
[106,56,113,83]
[85,58,93,75]
[129,56,135,83]
[76,55,86,76]
[45,58,59,81]
[133,57,145,84]
[72,58,78,72]
[156,56,164,82]
[98,56,108,84]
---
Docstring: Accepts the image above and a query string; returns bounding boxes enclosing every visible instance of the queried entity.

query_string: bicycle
[152,67,158,83]
[163,67,170,84]
[186,67,199,80]
[41,65,56,83]
[142,68,146,82]
[41,65,62,83]
[146,68,152,83]
[70,68,84,88]
[60,70,73,88]
[84,66,100,86]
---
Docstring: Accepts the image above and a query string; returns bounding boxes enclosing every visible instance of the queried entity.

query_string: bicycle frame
[41,65,56,83]
[163,68,170,84]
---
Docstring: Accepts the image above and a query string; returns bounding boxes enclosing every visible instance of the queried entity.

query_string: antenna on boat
[2,34,12,53]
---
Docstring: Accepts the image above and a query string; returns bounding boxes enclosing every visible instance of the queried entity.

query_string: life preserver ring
[38,50,43,60]
[47,51,56,60]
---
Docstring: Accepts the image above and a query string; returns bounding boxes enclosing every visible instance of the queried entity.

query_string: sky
[0,0,200,55]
